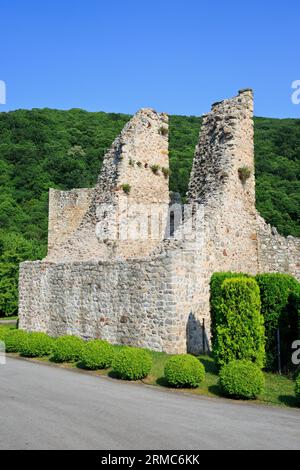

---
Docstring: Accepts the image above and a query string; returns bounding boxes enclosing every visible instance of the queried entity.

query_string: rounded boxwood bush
[80,339,114,370]
[0,327,11,341]
[295,374,300,402]
[219,360,265,399]
[19,332,54,357]
[164,354,205,388]
[3,329,28,353]
[112,347,152,380]
[52,335,84,363]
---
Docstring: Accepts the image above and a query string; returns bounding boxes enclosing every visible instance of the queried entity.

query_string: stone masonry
[18,90,300,354]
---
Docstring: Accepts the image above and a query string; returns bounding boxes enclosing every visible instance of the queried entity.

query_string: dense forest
[0,109,299,315]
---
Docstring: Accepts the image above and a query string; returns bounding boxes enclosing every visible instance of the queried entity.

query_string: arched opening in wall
[170,211,175,238]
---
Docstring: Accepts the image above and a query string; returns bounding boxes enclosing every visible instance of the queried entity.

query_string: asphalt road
[0,357,299,450]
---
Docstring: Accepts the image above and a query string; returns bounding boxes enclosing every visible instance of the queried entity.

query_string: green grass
[144,352,298,408]
[1,324,298,409]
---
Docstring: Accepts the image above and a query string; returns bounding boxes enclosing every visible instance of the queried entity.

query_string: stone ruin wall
[46,109,170,262]
[48,188,94,251]
[18,90,300,354]
[19,254,187,353]
[257,215,300,280]
[182,90,259,351]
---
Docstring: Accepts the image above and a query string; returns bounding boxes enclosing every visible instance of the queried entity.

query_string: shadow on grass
[107,370,121,379]
[76,361,90,370]
[156,376,170,387]
[198,356,219,375]
[208,384,224,397]
[278,395,300,408]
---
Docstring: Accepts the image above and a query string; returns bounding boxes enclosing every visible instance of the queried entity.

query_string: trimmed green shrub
[112,347,152,380]
[213,277,265,368]
[52,335,84,363]
[80,339,114,370]
[219,360,265,399]
[295,374,300,402]
[0,326,11,341]
[210,272,249,348]
[256,273,300,371]
[3,329,27,352]
[164,354,205,388]
[19,332,54,357]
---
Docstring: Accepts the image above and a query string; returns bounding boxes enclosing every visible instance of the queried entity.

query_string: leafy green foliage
[19,332,54,357]
[80,339,114,370]
[0,326,11,341]
[255,273,300,372]
[164,354,205,388]
[112,347,152,380]
[295,374,300,402]
[0,109,299,316]
[213,277,265,368]
[52,335,84,362]
[0,230,44,316]
[210,272,249,348]
[3,328,27,352]
[219,360,265,399]
[255,117,300,237]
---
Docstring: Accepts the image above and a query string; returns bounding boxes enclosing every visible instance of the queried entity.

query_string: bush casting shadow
[199,356,218,375]
[208,384,224,397]
[278,395,300,408]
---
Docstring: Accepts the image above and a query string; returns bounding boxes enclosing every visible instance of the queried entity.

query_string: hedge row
[256,273,300,371]
[0,327,208,387]
[1,326,300,402]
[210,272,300,372]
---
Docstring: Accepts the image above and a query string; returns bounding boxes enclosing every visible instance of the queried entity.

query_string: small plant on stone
[238,166,251,183]
[121,183,131,194]
[161,167,170,178]
[150,164,160,175]
[136,161,142,167]
[158,126,168,136]
[129,158,135,167]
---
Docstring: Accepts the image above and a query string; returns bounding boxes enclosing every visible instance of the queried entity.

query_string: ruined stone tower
[18,90,300,353]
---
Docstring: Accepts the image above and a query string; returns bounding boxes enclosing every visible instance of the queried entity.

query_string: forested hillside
[0,109,299,315]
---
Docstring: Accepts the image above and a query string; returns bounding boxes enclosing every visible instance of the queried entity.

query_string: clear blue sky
[0,0,299,118]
